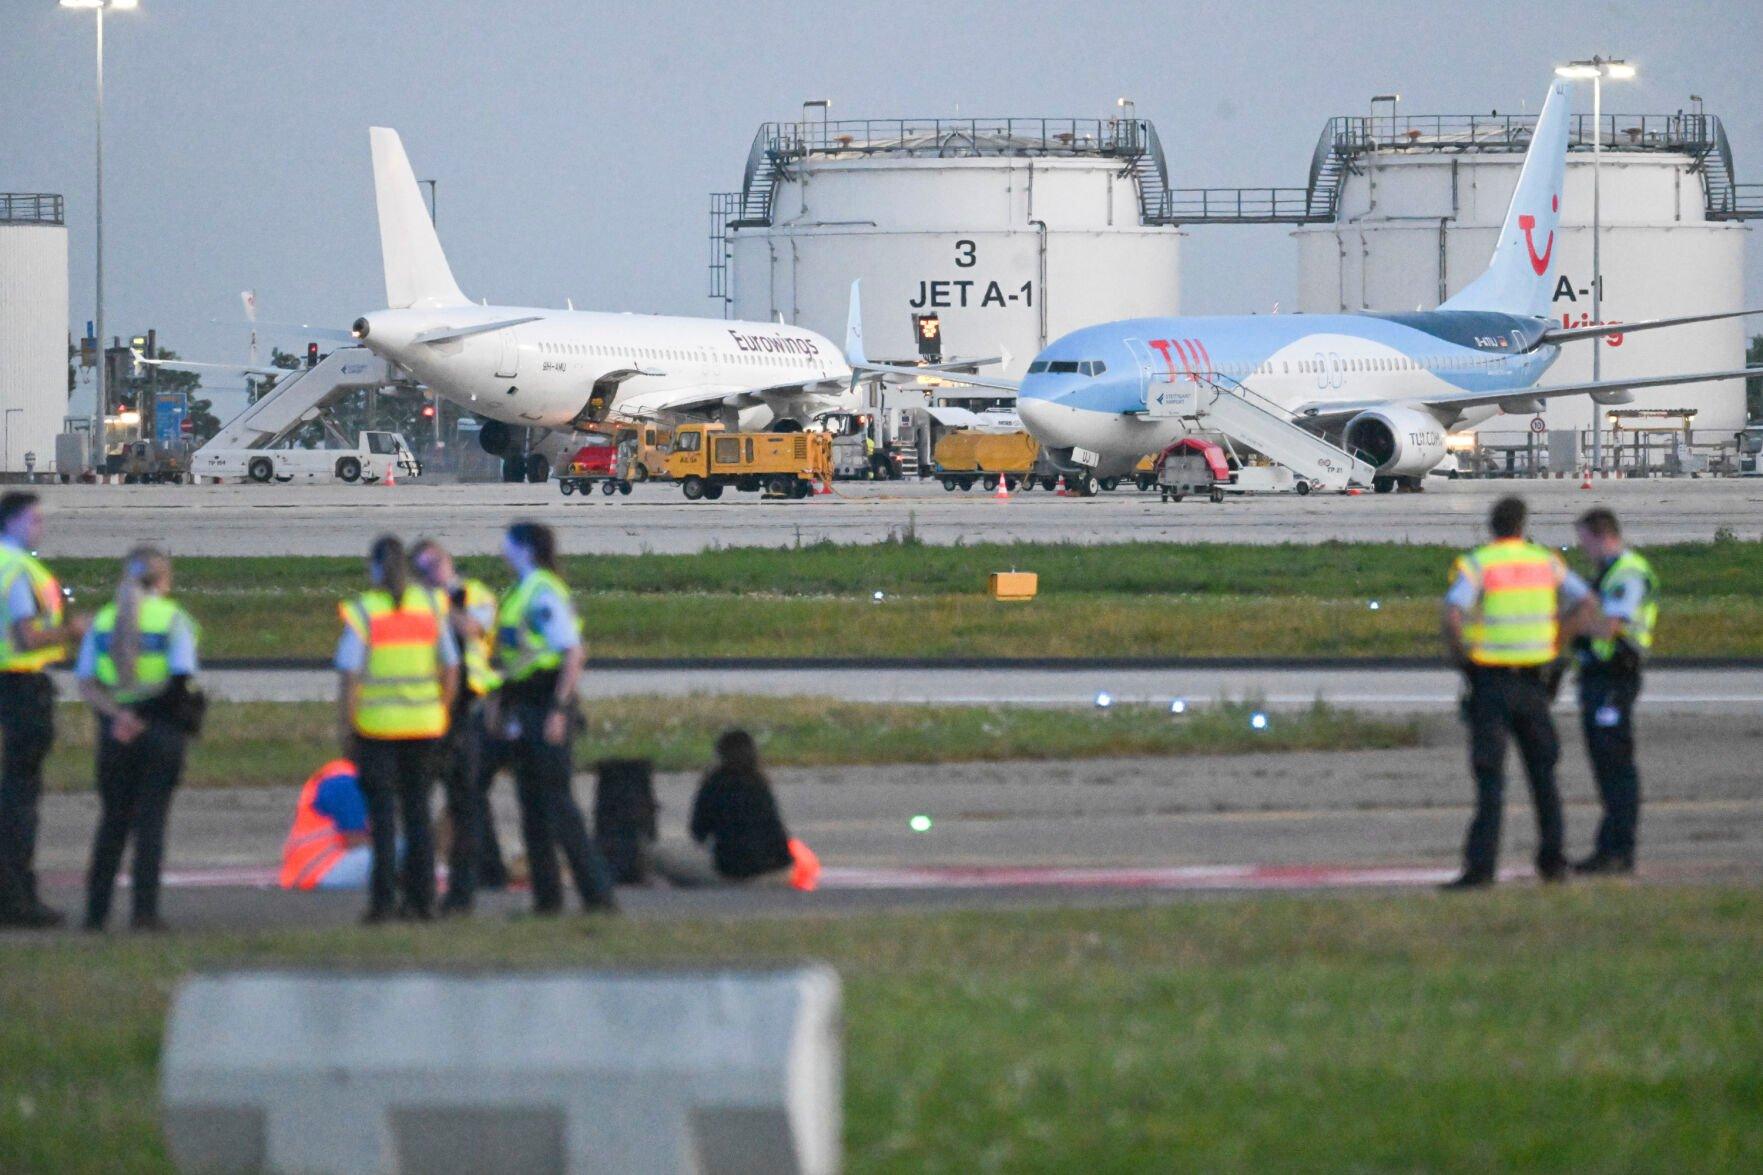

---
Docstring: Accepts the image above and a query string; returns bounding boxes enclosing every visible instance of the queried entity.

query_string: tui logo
[1518,195,1560,276]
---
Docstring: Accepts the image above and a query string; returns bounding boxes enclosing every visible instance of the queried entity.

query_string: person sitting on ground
[280,759,374,891]
[654,730,796,888]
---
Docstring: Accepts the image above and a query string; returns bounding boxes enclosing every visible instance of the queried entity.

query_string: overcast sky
[6,0,1758,402]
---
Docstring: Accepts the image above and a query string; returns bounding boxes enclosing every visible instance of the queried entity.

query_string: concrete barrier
[161,966,841,1174]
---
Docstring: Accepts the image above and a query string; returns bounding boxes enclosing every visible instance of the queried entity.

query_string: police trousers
[1460,665,1565,879]
[1580,666,1643,862]
[440,700,513,908]
[355,736,439,918]
[505,699,615,912]
[0,672,55,913]
[85,718,185,926]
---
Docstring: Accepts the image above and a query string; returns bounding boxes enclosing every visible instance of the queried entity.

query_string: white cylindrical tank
[1296,130,1750,432]
[0,195,69,474]
[726,120,1182,377]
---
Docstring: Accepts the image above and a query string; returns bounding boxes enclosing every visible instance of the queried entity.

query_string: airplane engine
[1590,387,1635,406]
[478,419,512,457]
[1342,406,1448,476]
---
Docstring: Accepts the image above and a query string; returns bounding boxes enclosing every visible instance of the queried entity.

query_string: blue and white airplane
[859,80,1760,491]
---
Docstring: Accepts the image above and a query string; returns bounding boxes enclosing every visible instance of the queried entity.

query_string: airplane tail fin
[844,279,867,366]
[1440,80,1571,318]
[369,127,469,309]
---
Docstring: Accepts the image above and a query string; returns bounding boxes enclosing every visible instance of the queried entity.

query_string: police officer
[0,492,87,929]
[75,547,199,932]
[1570,508,1657,875]
[1441,495,1594,889]
[495,521,616,915]
[336,535,459,923]
[411,539,510,914]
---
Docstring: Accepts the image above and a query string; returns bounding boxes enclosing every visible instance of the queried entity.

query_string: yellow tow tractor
[664,423,833,501]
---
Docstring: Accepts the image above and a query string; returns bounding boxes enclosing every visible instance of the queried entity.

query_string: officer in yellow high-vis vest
[0,493,88,929]
[494,521,616,915]
[75,548,200,932]
[335,536,459,923]
[1441,496,1596,889]
[1570,508,1658,875]
[411,539,511,914]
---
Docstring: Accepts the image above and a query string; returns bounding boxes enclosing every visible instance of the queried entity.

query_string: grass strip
[1,887,1757,1171]
[40,540,1762,661]
[41,695,1420,793]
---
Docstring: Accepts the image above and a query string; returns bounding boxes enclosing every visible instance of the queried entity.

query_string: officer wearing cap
[1570,507,1657,875]
[1441,495,1595,889]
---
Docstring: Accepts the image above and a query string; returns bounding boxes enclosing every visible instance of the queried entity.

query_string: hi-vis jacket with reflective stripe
[281,760,357,890]
[340,587,449,740]
[92,596,197,704]
[1589,549,1659,664]
[1453,539,1567,668]
[0,545,65,673]
[495,569,573,684]
[456,577,503,696]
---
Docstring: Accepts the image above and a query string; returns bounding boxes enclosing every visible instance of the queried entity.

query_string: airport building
[712,114,1186,375]
[0,193,67,474]
[1294,110,1760,432]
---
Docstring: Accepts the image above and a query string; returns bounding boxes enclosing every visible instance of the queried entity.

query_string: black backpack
[593,759,658,884]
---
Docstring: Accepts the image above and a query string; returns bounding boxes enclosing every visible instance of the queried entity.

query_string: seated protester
[654,730,795,888]
[280,760,374,891]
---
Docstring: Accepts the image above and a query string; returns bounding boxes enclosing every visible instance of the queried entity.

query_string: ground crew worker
[1570,508,1657,875]
[411,539,510,914]
[0,492,87,929]
[336,535,459,923]
[1440,495,1594,889]
[76,548,199,932]
[495,521,617,915]
[280,760,373,891]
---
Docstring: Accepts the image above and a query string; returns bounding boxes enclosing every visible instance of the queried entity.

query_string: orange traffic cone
[816,477,832,495]
[1055,474,1069,496]
[385,464,396,487]
[994,476,1010,501]
[1579,468,1592,490]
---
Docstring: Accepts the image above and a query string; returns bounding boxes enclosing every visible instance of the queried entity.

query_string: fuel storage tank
[715,115,1184,374]
[0,194,68,474]
[1294,111,1755,432]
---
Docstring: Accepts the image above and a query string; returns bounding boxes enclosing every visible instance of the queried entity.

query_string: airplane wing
[132,350,283,377]
[411,316,544,345]
[612,376,851,421]
[1538,308,1763,347]
[1291,366,1763,425]
[855,362,1022,392]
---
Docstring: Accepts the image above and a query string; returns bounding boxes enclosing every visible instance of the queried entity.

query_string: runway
[145,664,1763,713]
[25,475,1763,557]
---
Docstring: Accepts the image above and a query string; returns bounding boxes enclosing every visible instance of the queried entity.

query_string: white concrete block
[161,967,841,1175]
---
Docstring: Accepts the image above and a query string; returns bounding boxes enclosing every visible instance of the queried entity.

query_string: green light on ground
[909,814,933,833]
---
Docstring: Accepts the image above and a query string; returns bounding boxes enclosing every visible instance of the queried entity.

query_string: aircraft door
[1129,337,1192,419]
[495,329,519,380]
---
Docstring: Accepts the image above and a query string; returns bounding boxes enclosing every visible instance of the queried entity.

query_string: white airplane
[886,80,1761,490]
[348,128,876,460]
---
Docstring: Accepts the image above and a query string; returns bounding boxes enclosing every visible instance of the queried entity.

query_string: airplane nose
[1017,392,1075,448]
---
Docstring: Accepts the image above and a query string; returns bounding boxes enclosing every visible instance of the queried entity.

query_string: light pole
[417,179,442,460]
[60,0,138,469]
[1556,56,1636,473]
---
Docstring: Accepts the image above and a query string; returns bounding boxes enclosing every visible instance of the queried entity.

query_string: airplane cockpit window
[1047,361,1080,374]
[1028,360,1049,373]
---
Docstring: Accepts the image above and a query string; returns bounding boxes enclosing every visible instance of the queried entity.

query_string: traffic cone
[385,464,396,487]
[1055,474,1069,496]
[994,476,1010,501]
[816,477,832,495]
[1579,468,1592,490]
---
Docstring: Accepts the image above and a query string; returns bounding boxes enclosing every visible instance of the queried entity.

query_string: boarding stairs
[193,346,399,458]
[1145,372,1376,491]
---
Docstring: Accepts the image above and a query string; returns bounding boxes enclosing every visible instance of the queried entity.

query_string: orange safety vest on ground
[788,838,821,892]
[280,760,358,890]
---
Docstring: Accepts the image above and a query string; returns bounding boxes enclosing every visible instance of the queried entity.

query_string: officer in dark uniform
[1440,496,1594,889]
[0,493,88,929]
[1570,508,1658,875]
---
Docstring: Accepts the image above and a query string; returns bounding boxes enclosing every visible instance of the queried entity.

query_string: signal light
[421,404,436,419]
[307,342,320,368]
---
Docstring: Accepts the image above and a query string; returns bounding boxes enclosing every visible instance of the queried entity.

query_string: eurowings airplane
[348,128,862,452]
[877,80,1759,490]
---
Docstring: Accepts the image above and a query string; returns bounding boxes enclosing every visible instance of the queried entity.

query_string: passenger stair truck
[192,347,422,484]
[1141,369,1376,492]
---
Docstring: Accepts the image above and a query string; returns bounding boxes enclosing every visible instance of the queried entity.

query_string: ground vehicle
[119,440,190,485]
[616,423,672,482]
[664,423,832,501]
[556,436,630,497]
[932,429,1038,491]
[1155,438,1232,503]
[1739,422,1763,476]
[193,430,421,485]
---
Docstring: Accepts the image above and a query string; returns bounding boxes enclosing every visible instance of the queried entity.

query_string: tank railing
[1341,112,1730,155]
[764,117,1153,160]
[0,193,64,225]
[1158,187,1317,223]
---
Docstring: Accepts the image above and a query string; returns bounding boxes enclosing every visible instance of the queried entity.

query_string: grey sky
[6,0,1759,404]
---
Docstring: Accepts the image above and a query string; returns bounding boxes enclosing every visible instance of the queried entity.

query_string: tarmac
[25,475,1763,556]
[18,709,1761,933]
